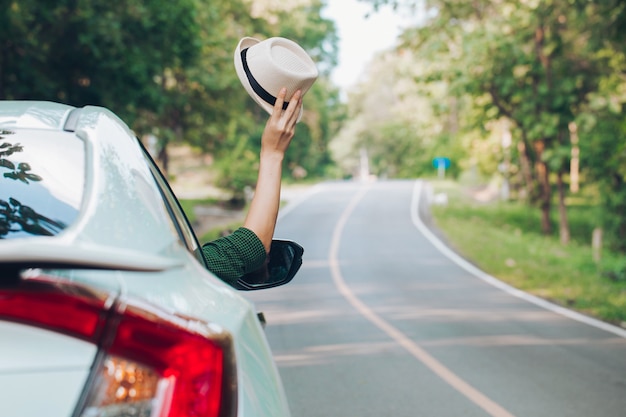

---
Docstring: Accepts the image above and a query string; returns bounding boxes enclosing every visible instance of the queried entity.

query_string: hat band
[241,48,289,111]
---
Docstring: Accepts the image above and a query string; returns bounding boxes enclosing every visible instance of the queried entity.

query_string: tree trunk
[534,140,552,235]
[158,140,169,174]
[517,138,535,202]
[612,174,626,251]
[538,162,552,235]
[569,122,580,193]
[556,169,570,245]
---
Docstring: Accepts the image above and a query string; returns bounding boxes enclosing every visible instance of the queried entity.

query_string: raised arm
[243,87,302,253]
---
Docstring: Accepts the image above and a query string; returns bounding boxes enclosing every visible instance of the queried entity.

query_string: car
[0,101,303,417]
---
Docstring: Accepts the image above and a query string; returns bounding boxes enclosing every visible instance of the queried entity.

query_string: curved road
[248,180,626,417]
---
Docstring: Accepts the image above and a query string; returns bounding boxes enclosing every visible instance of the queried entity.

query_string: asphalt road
[247,179,626,417]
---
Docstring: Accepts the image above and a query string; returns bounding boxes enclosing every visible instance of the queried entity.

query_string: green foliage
[1,0,199,121]
[330,42,471,180]
[579,113,626,251]
[204,0,341,193]
[355,0,626,251]
[0,0,342,196]
[575,44,626,251]
[600,257,626,284]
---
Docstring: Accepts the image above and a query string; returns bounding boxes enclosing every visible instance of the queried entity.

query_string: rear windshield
[0,128,85,239]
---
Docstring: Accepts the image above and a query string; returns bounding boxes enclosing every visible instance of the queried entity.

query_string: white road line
[411,180,626,339]
[329,183,517,417]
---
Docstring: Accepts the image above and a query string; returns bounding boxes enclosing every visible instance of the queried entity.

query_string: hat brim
[234,37,303,122]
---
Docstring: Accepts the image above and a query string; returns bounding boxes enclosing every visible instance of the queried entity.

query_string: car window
[141,145,208,268]
[0,129,84,239]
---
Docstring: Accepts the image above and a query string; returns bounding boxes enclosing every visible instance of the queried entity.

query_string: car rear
[0,101,292,417]
[1,101,238,416]
[0,268,237,417]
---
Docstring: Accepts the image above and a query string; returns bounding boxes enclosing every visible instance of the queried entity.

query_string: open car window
[140,144,208,268]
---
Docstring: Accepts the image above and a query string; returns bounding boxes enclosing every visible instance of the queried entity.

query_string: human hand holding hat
[234,36,318,122]
[262,87,301,157]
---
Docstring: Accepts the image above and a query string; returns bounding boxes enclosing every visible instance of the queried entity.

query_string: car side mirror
[234,240,304,291]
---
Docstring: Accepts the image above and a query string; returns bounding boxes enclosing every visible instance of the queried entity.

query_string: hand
[261,88,302,158]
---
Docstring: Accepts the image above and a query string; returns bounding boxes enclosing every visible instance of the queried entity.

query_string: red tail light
[0,274,236,417]
[0,274,111,342]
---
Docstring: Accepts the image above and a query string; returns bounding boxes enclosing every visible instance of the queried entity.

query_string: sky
[322,0,417,92]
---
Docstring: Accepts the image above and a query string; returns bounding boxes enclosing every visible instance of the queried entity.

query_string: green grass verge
[178,198,221,225]
[179,197,245,243]
[429,180,626,327]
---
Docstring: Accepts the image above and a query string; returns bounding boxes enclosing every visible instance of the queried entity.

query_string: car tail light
[0,273,236,417]
[79,300,235,417]
[0,273,111,343]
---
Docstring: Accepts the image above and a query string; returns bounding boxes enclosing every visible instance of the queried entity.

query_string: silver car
[0,101,303,417]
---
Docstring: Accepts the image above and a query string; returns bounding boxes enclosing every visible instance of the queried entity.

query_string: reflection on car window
[0,129,84,239]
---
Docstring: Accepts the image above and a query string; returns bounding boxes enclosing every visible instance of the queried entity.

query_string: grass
[178,197,220,225]
[429,180,626,327]
[179,197,245,243]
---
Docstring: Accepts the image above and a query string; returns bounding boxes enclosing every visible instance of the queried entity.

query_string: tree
[331,46,468,180]
[0,0,342,199]
[205,0,342,196]
[362,0,620,246]
[0,0,199,122]
[133,0,262,172]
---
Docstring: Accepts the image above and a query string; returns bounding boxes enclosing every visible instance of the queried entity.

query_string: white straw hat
[234,36,318,122]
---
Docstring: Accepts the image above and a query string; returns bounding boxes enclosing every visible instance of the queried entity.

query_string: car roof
[0,101,75,130]
[0,101,182,272]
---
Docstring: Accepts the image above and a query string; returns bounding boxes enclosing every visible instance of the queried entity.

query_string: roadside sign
[432,157,450,169]
[432,157,450,178]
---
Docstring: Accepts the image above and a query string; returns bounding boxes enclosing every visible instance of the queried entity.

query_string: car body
[0,101,299,417]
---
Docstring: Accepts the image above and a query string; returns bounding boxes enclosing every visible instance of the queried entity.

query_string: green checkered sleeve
[201,227,268,285]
